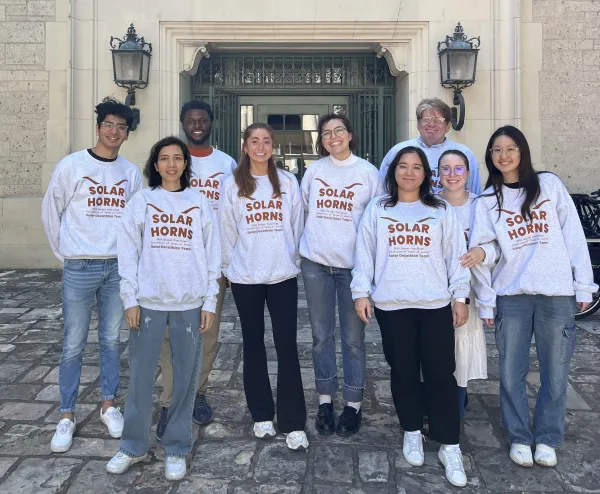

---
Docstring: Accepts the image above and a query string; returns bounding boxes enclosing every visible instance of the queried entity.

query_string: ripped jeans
[119,307,203,458]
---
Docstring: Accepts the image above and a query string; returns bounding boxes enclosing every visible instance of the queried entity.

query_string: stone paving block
[20,365,51,382]
[0,362,32,382]
[0,308,29,314]
[4,343,52,361]
[555,447,600,491]
[14,330,62,344]
[254,442,307,484]
[213,343,241,370]
[66,460,140,493]
[0,383,42,400]
[0,458,82,494]
[190,440,256,480]
[0,424,56,455]
[0,344,15,352]
[358,450,389,483]
[373,379,393,408]
[44,403,97,424]
[0,457,17,478]
[132,460,174,493]
[313,445,354,484]
[200,420,249,440]
[207,369,234,387]
[177,478,230,493]
[0,401,53,420]
[44,365,99,384]
[475,448,563,491]
[35,384,86,402]
[64,437,120,458]
[233,484,301,493]
[463,419,502,449]
[17,308,62,322]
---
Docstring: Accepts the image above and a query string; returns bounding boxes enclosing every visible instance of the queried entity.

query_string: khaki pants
[159,277,227,407]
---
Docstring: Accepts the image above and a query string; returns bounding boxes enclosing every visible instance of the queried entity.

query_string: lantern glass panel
[447,51,476,83]
[141,53,150,84]
[114,51,143,83]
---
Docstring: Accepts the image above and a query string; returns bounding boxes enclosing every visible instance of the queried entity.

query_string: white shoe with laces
[438,444,467,488]
[165,456,187,481]
[403,430,424,466]
[106,451,147,474]
[100,406,124,438]
[510,443,533,467]
[51,418,76,453]
[285,430,309,451]
[253,421,276,439]
[534,444,557,467]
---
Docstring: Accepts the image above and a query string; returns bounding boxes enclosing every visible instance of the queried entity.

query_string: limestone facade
[0,0,595,268]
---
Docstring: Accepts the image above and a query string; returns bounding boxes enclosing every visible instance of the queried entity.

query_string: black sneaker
[192,394,213,425]
[336,406,362,437]
[315,403,335,435]
[156,406,168,442]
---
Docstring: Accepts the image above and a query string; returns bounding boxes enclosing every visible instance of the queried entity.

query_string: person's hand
[482,318,495,327]
[125,306,140,330]
[579,301,590,312]
[354,297,372,324]
[453,302,468,328]
[200,311,214,333]
[459,247,486,268]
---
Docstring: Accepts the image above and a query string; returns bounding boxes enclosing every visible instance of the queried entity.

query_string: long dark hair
[380,146,445,209]
[482,125,541,221]
[315,113,358,157]
[234,123,282,198]
[144,136,192,189]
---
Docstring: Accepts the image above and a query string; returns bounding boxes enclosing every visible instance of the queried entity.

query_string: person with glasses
[352,146,470,488]
[469,126,597,468]
[437,150,493,420]
[41,97,142,453]
[379,98,481,194]
[299,113,383,437]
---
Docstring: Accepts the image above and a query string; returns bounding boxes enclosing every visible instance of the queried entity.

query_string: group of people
[41,96,596,487]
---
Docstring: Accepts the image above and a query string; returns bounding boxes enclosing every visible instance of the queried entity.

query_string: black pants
[375,304,459,445]
[231,277,306,433]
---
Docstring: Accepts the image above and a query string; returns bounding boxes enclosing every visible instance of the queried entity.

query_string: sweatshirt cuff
[123,296,138,311]
[452,288,470,300]
[575,290,593,303]
[479,307,494,319]
[202,297,217,314]
[352,292,369,301]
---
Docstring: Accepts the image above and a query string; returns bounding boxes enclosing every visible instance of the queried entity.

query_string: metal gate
[209,88,238,159]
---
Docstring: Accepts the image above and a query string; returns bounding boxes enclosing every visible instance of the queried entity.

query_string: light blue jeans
[495,295,576,448]
[60,259,123,413]
[120,307,203,458]
[301,258,366,402]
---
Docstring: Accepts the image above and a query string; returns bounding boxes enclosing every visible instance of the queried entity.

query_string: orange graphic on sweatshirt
[496,200,550,241]
[315,178,362,212]
[191,172,225,203]
[148,203,199,240]
[84,177,128,208]
[381,216,432,247]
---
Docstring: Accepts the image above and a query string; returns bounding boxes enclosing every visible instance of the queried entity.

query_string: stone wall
[0,0,55,197]
[534,0,600,192]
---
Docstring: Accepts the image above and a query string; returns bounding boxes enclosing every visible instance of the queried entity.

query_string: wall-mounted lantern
[109,23,152,131]
[437,22,480,131]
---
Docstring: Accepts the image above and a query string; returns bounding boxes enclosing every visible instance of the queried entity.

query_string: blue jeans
[60,259,123,413]
[301,258,366,402]
[495,295,576,448]
[120,307,203,457]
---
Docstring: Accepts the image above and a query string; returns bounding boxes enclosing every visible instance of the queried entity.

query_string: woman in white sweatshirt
[218,123,308,451]
[351,145,470,488]
[300,113,382,437]
[469,126,597,468]
[106,136,221,481]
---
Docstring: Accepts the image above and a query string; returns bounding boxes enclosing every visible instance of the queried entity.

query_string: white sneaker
[534,444,557,467]
[285,431,309,451]
[510,443,533,467]
[165,456,186,481]
[438,444,467,488]
[403,430,424,466]
[106,451,147,474]
[100,407,124,438]
[50,418,76,453]
[253,421,276,439]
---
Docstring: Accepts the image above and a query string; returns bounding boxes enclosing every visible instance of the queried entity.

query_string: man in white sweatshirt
[156,100,236,438]
[41,97,143,453]
[379,98,481,194]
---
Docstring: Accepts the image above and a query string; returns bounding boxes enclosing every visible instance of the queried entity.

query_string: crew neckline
[87,148,117,163]
[329,153,356,167]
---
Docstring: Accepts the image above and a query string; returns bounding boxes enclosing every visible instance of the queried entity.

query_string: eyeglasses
[419,116,446,125]
[440,166,467,176]
[101,121,128,133]
[489,147,520,157]
[321,126,347,140]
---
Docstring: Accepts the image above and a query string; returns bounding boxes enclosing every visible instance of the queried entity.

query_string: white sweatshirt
[299,154,383,268]
[41,149,142,262]
[469,173,597,319]
[351,196,471,310]
[190,149,237,213]
[219,169,303,285]
[379,137,482,194]
[117,186,221,312]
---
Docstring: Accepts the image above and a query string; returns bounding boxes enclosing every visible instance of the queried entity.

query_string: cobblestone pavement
[0,269,599,493]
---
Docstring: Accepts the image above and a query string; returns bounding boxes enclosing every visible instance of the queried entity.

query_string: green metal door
[209,87,238,160]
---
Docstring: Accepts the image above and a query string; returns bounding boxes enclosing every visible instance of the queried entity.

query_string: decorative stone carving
[376,43,407,76]
[182,43,210,76]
